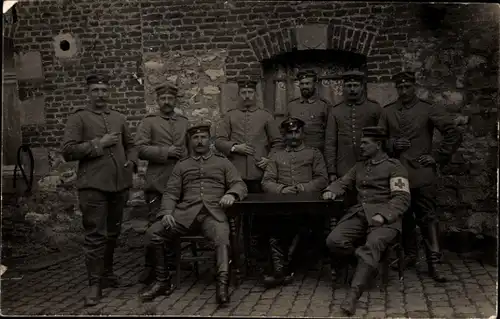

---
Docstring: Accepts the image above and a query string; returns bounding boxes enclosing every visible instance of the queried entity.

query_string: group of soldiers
[61,68,462,316]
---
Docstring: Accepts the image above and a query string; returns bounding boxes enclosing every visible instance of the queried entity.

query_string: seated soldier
[261,117,329,288]
[140,122,248,307]
[322,126,411,316]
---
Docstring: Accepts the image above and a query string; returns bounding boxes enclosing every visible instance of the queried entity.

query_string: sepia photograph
[1,0,498,317]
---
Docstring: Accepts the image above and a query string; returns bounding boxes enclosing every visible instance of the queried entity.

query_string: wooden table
[226,193,344,281]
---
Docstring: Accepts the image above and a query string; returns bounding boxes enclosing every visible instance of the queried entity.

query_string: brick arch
[245,23,379,62]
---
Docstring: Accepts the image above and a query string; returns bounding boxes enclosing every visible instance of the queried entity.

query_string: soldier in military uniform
[261,117,329,288]
[323,126,411,316]
[378,71,462,282]
[61,74,138,307]
[287,70,331,156]
[325,70,381,184]
[134,83,189,285]
[215,79,283,193]
[140,122,248,306]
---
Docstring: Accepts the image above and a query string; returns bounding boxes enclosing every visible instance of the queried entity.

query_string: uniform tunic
[325,97,381,177]
[287,96,331,152]
[158,152,248,229]
[262,144,329,194]
[215,106,283,181]
[134,112,189,194]
[378,97,462,189]
[324,154,411,267]
[61,107,138,192]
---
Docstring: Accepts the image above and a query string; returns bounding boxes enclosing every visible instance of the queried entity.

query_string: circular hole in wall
[60,40,70,51]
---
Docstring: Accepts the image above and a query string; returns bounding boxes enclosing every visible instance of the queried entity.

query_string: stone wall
[6,1,499,238]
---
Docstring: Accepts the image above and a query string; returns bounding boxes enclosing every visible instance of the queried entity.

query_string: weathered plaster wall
[4,2,498,243]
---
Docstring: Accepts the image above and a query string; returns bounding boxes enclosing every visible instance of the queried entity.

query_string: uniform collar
[398,96,419,110]
[285,143,305,152]
[239,104,259,112]
[300,95,317,104]
[192,151,213,161]
[157,111,178,120]
[366,153,389,165]
[346,93,367,106]
[87,106,110,114]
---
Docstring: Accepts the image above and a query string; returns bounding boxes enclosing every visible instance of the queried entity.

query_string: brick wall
[10,1,499,234]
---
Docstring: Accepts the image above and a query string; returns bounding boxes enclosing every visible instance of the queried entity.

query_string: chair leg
[175,238,182,288]
[190,243,199,279]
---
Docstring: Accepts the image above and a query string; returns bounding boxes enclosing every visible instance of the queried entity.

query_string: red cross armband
[390,177,410,193]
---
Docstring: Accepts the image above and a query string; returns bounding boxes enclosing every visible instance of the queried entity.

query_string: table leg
[243,212,252,277]
[229,216,242,286]
[329,216,339,282]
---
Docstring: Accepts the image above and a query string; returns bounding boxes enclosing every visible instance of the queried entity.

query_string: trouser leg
[140,220,189,301]
[325,214,367,286]
[79,189,109,307]
[413,185,447,282]
[140,191,162,285]
[102,190,128,288]
[200,215,231,306]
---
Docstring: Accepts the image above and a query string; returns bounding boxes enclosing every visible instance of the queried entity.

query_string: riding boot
[424,221,447,282]
[215,245,230,306]
[140,244,175,301]
[102,241,120,288]
[263,237,286,288]
[84,257,103,307]
[340,260,374,316]
[138,245,155,285]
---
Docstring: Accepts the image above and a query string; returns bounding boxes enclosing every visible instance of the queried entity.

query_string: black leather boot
[140,244,175,302]
[84,258,103,307]
[215,245,230,306]
[263,238,286,288]
[424,221,447,283]
[340,260,374,316]
[102,241,121,288]
[138,245,155,285]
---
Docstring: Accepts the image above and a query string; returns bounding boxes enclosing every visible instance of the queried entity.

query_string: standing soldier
[140,122,248,306]
[378,71,463,282]
[261,117,329,288]
[325,70,382,185]
[134,83,189,285]
[323,126,411,316]
[215,79,283,193]
[287,70,331,156]
[61,74,138,307]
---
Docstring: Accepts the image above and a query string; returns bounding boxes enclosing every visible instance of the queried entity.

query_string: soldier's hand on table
[161,214,176,229]
[219,194,236,208]
[281,186,297,194]
[322,191,336,200]
[371,214,385,226]
[100,132,121,148]
[394,138,411,151]
[256,157,270,169]
[233,144,255,156]
[168,146,183,158]
[417,155,436,166]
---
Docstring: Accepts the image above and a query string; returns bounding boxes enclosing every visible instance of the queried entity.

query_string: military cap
[392,71,416,84]
[187,121,211,135]
[280,117,305,132]
[362,126,388,140]
[237,79,258,89]
[154,82,179,96]
[296,69,317,80]
[86,74,109,85]
[342,70,366,82]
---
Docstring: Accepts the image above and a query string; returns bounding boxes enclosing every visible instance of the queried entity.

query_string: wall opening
[261,49,366,118]
[59,40,70,51]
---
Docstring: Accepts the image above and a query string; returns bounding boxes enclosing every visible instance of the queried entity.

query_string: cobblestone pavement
[1,246,497,318]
